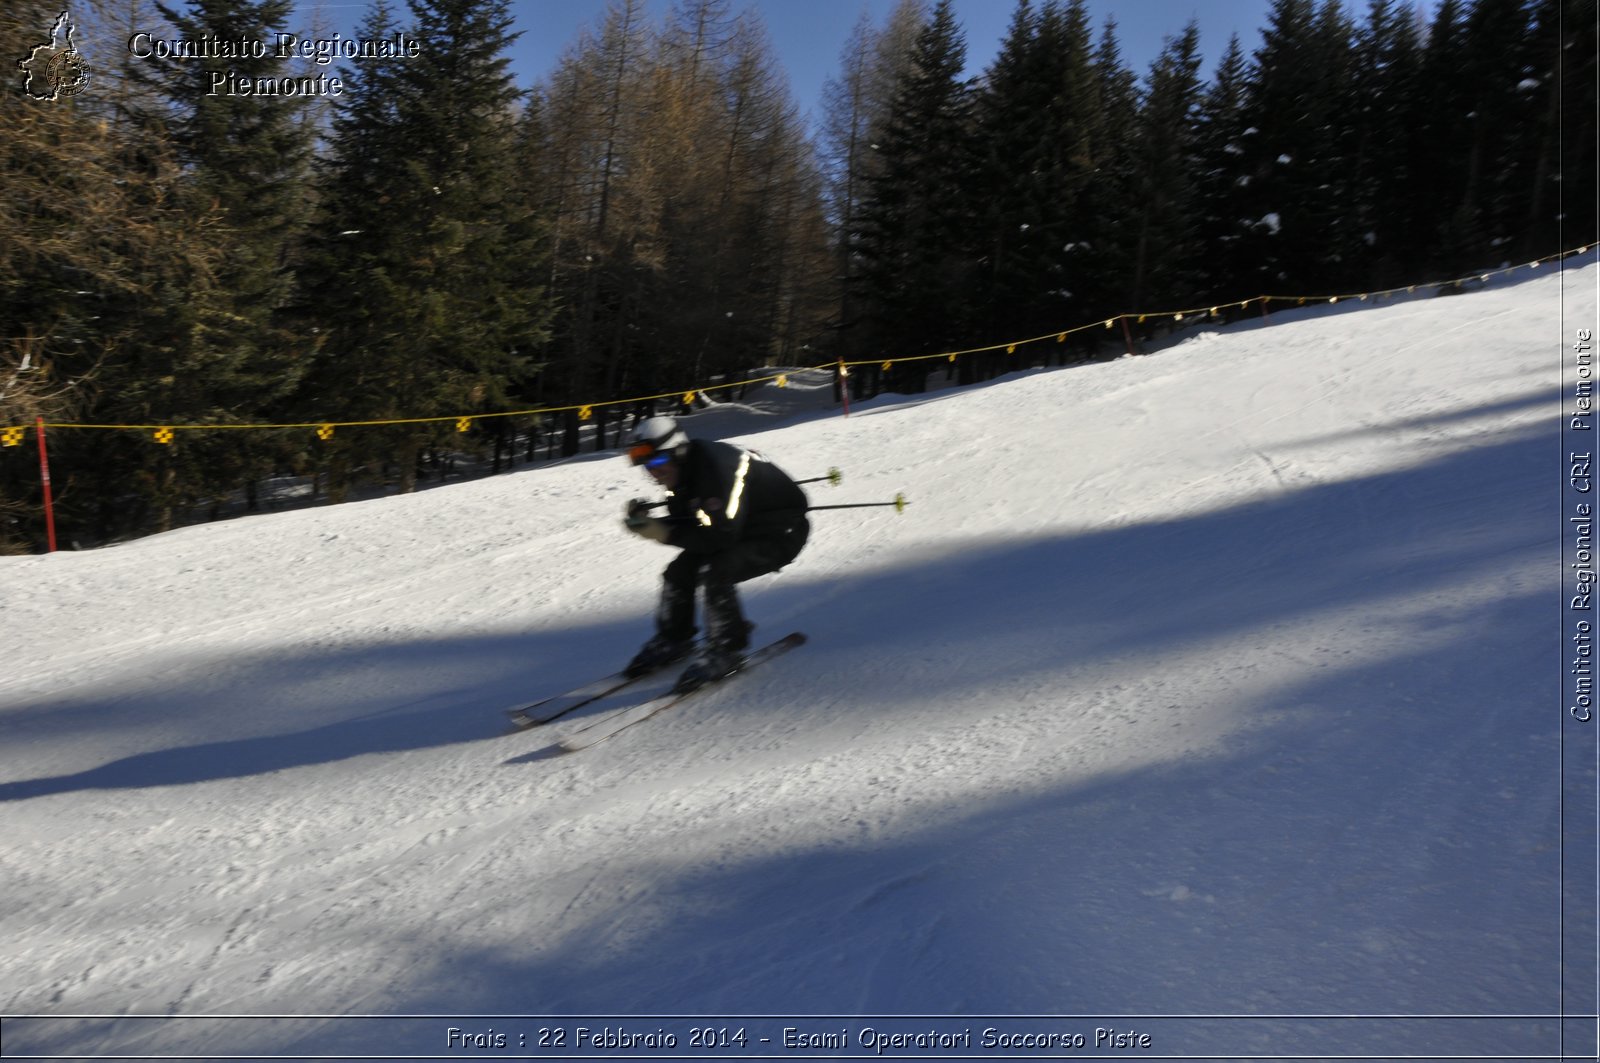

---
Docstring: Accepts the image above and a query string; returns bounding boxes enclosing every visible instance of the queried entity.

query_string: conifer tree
[851,0,977,389]
[970,0,1043,338]
[971,0,1073,358]
[1451,0,1543,264]
[0,1,200,545]
[3,0,252,540]
[533,0,653,454]
[1073,17,1139,326]
[128,0,316,521]
[150,0,311,348]
[528,0,824,449]
[1556,0,1598,250]
[1352,0,1428,285]
[1235,0,1348,290]
[394,0,549,466]
[818,0,925,369]
[1413,0,1473,269]
[818,11,882,367]
[713,17,831,373]
[1021,0,1106,349]
[299,0,549,494]
[647,4,816,388]
[1128,22,1205,314]
[1308,0,1363,286]
[1190,35,1256,304]
[1523,0,1598,258]
[293,0,408,498]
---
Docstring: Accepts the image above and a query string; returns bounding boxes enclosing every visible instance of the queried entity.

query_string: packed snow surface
[1,262,1594,1061]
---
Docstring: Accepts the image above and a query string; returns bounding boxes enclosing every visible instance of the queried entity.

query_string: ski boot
[671,644,743,694]
[624,633,694,679]
[671,620,754,694]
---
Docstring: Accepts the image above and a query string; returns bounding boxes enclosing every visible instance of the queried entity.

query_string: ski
[506,670,652,730]
[557,632,807,752]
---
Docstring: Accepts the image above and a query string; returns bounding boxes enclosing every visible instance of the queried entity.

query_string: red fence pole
[1119,317,1140,357]
[36,416,56,553]
[838,360,851,418]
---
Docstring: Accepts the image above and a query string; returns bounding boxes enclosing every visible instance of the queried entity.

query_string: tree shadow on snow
[272,573,1564,1058]
[0,404,1558,809]
[7,394,1581,1060]
[0,620,647,800]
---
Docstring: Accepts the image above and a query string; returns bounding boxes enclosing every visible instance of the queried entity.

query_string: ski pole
[797,467,843,487]
[631,493,907,527]
[808,493,908,514]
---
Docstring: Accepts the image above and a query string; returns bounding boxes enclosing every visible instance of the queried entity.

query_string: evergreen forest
[1,0,1594,550]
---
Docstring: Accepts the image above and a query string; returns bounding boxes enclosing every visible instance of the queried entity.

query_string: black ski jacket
[664,439,808,554]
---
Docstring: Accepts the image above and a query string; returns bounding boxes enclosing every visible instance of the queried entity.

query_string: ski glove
[624,516,673,543]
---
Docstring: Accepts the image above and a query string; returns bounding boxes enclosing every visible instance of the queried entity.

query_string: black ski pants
[656,519,809,649]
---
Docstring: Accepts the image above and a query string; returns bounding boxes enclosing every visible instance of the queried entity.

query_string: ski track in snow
[0,262,1592,1059]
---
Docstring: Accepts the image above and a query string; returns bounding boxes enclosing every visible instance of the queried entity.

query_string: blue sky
[295,0,1363,126]
[294,1,1446,130]
[495,0,1283,116]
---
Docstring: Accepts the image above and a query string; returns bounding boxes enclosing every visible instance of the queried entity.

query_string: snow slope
[1,261,1595,1061]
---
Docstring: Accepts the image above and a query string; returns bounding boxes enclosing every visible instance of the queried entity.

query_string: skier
[621,415,809,691]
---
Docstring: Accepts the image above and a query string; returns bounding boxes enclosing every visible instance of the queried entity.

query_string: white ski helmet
[627,415,689,466]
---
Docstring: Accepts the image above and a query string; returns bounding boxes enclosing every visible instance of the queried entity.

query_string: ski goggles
[628,443,674,468]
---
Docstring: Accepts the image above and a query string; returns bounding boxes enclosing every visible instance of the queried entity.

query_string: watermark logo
[18,10,93,100]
